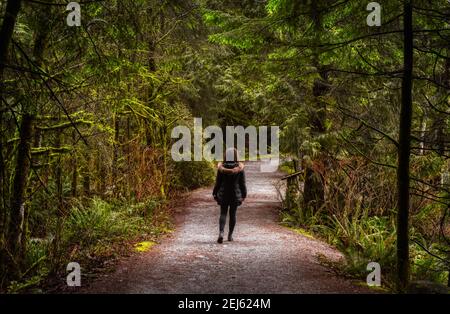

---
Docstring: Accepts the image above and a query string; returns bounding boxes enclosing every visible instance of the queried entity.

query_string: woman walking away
[212,148,247,243]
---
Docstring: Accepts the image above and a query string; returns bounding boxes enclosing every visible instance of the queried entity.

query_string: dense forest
[0,0,448,293]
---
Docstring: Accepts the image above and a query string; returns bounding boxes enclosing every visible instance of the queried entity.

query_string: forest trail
[85,161,371,293]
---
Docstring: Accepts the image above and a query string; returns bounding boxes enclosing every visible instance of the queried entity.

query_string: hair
[223,147,238,162]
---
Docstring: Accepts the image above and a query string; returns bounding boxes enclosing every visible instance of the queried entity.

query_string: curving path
[84,161,371,293]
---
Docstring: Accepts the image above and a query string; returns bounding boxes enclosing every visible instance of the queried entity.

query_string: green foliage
[411,240,449,284]
[328,214,397,286]
[127,197,165,217]
[1,0,449,293]
[278,160,296,175]
[7,274,47,294]
[172,160,216,190]
[6,239,51,294]
[279,155,449,289]
[5,196,171,293]
[65,198,139,245]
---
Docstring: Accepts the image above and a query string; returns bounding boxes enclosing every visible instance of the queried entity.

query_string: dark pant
[219,204,237,235]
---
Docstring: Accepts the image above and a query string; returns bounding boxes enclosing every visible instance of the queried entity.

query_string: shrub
[64,198,148,246]
[172,160,215,190]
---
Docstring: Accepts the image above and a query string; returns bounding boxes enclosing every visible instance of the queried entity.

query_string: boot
[217,231,224,244]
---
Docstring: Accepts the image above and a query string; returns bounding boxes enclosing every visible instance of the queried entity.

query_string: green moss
[134,241,156,252]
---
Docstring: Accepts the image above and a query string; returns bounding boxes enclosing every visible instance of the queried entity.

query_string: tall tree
[396,0,413,292]
[0,0,23,279]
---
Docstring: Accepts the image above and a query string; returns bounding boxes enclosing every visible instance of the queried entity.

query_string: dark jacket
[212,162,247,206]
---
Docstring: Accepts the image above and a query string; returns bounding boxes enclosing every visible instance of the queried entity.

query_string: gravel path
[85,161,371,293]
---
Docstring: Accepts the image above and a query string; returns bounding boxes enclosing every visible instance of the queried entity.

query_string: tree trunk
[112,113,119,196]
[0,128,6,259]
[51,131,64,273]
[145,5,157,147]
[20,122,41,260]
[98,157,106,196]
[396,0,413,292]
[83,155,91,197]
[0,0,22,74]
[303,0,327,211]
[418,111,426,156]
[71,131,78,197]
[11,3,51,274]
[303,166,325,210]
[126,116,131,198]
[8,113,33,275]
[0,0,23,273]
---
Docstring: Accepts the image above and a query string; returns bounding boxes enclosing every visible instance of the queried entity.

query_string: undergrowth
[278,160,449,292]
[6,196,171,293]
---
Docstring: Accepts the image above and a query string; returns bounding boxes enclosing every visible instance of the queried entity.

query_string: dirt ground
[83,161,372,293]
